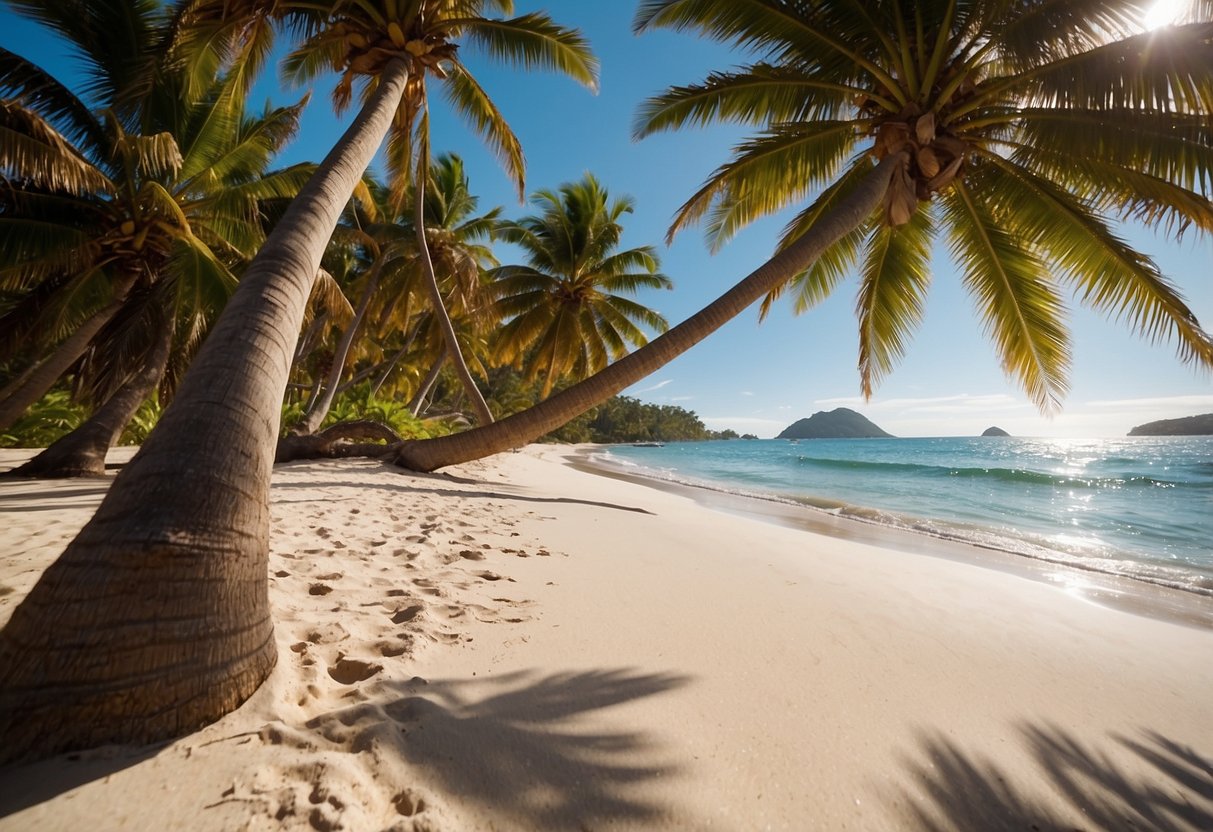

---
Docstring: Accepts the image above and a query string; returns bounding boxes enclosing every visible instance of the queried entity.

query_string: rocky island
[1128,413,1213,436]
[777,408,893,439]
[981,426,1011,437]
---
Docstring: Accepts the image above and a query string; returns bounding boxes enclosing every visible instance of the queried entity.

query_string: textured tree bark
[8,319,174,479]
[0,59,413,765]
[0,275,136,432]
[413,140,495,426]
[394,154,902,472]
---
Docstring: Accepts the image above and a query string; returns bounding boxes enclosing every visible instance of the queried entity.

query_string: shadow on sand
[299,666,691,829]
[897,723,1212,831]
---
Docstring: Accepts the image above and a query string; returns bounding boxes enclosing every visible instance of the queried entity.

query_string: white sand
[1,445,1211,830]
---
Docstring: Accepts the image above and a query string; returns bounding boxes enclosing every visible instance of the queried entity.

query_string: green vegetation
[545,395,725,444]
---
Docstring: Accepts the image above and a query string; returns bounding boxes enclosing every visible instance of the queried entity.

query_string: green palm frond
[453,12,599,92]
[671,120,859,248]
[855,206,934,398]
[635,64,872,139]
[0,101,113,194]
[1016,22,1213,114]
[440,65,525,199]
[761,159,883,320]
[1009,109,1213,197]
[0,216,96,288]
[943,179,1071,411]
[979,156,1213,369]
[0,47,106,155]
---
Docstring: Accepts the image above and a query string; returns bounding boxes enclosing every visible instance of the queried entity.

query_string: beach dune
[1,445,1210,830]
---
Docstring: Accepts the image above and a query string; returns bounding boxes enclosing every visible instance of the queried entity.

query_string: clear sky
[4,2,1211,438]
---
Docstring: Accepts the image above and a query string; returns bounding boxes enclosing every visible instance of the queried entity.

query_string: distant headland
[981,426,1010,437]
[777,408,892,439]
[1127,413,1213,436]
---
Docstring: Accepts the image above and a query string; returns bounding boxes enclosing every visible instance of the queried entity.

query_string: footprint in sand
[389,604,425,624]
[457,549,486,561]
[308,583,333,596]
[327,657,383,684]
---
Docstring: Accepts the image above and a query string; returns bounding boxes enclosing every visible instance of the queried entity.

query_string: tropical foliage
[0,0,311,435]
[492,174,673,397]
[394,0,1213,473]
[178,0,600,425]
[632,0,1213,408]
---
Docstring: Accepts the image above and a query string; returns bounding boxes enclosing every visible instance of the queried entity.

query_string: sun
[1142,0,1186,29]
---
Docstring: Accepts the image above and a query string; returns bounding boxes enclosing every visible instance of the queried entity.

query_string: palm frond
[439,65,525,199]
[672,121,859,248]
[942,179,1071,411]
[0,46,105,155]
[453,12,599,92]
[635,64,878,139]
[855,206,934,398]
[0,101,113,194]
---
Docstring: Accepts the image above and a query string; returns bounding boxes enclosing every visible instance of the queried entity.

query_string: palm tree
[179,0,599,425]
[290,153,500,435]
[1,56,310,475]
[491,173,672,397]
[0,1,594,763]
[393,0,1213,472]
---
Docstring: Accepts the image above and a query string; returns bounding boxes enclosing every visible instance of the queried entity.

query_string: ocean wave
[588,450,1213,598]
[793,455,1194,489]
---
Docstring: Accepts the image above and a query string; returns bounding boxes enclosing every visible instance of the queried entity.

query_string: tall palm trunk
[9,318,174,479]
[0,60,412,765]
[414,136,494,426]
[291,263,383,436]
[0,275,136,432]
[394,154,902,472]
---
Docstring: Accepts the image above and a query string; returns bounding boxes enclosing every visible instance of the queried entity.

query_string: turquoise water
[597,437,1213,596]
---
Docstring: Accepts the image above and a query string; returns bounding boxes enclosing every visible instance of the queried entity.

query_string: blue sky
[5,2,1211,437]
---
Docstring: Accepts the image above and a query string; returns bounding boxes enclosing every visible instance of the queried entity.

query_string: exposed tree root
[275,420,403,463]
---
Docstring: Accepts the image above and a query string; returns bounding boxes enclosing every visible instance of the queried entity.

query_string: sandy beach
[1,445,1211,831]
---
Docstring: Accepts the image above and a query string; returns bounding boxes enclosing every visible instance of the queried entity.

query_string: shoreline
[572,443,1213,630]
[2,445,1212,830]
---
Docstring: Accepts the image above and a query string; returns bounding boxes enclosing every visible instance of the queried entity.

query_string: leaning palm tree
[1,54,310,475]
[492,173,672,397]
[180,0,600,425]
[0,1,594,763]
[393,0,1213,471]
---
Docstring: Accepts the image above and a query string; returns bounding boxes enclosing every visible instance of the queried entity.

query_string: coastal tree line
[1,0,1210,762]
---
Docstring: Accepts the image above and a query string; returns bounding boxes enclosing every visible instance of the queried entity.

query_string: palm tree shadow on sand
[895,723,1212,831]
[300,667,692,829]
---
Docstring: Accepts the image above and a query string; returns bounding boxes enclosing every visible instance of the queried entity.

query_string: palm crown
[0,0,310,405]
[492,173,673,397]
[181,0,598,204]
[635,0,1213,409]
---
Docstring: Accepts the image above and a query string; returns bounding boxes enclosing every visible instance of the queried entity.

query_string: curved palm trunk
[408,353,445,415]
[0,277,135,432]
[394,155,902,472]
[0,59,412,765]
[9,320,174,479]
[291,263,383,436]
[414,148,494,426]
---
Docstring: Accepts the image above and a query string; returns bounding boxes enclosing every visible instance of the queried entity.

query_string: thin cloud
[814,393,1027,413]
[1086,394,1213,410]
[633,379,674,394]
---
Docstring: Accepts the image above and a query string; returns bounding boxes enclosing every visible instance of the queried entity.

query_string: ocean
[594,436,1213,597]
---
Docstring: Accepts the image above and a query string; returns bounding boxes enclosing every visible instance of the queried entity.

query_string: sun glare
[1143,0,1186,29]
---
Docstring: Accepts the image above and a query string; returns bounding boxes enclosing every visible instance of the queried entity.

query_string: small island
[1128,413,1213,436]
[981,426,1011,437]
[777,407,893,439]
